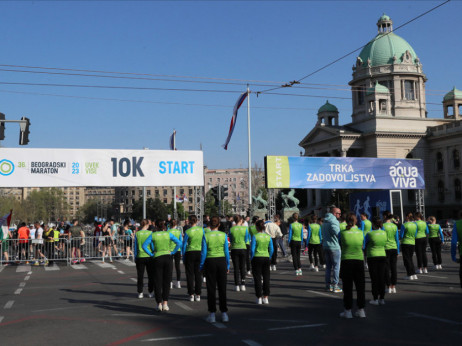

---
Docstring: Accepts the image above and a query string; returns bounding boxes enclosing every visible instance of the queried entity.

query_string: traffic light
[19,116,30,145]
[211,186,219,206]
[0,113,5,140]
[221,185,229,198]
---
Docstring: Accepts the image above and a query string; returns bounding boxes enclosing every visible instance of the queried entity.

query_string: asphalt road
[1,252,461,346]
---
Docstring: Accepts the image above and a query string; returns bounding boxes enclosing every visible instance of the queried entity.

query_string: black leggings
[385,249,398,286]
[428,237,442,265]
[184,251,202,296]
[204,257,228,313]
[231,249,246,285]
[153,255,173,304]
[367,257,386,300]
[415,237,428,268]
[308,243,324,266]
[171,252,181,281]
[340,260,365,310]
[135,257,154,294]
[252,257,270,297]
[401,244,416,276]
[246,244,251,272]
[290,241,302,270]
[271,238,278,265]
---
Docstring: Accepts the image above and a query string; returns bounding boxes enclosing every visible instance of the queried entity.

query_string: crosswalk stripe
[70,264,88,270]
[45,265,60,271]
[94,262,116,269]
[118,259,135,267]
[16,265,31,273]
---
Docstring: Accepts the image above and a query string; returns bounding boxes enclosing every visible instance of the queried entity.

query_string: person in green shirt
[365,216,387,305]
[414,212,429,274]
[382,213,399,294]
[288,213,304,276]
[168,219,183,289]
[199,216,230,324]
[134,219,155,299]
[427,216,444,269]
[307,215,324,272]
[339,214,366,319]
[400,213,418,280]
[230,215,251,291]
[251,219,274,305]
[143,220,181,312]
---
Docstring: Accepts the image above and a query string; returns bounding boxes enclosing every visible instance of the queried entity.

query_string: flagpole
[246,86,252,217]
[173,130,178,221]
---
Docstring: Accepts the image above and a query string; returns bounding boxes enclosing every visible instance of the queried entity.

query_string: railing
[0,235,135,266]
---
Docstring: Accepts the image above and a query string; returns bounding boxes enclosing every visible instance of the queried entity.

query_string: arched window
[436,152,444,171]
[455,179,462,201]
[453,150,460,169]
[438,181,445,202]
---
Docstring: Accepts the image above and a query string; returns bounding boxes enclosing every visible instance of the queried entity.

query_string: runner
[199,216,230,323]
[288,213,304,276]
[400,213,418,280]
[339,214,366,318]
[1,226,13,265]
[143,220,181,312]
[265,215,283,271]
[17,222,30,263]
[101,222,113,263]
[43,224,55,265]
[134,219,154,299]
[251,219,273,305]
[365,216,387,305]
[229,215,250,291]
[414,212,429,274]
[169,219,183,289]
[69,220,85,264]
[383,214,399,293]
[427,216,444,269]
[307,215,324,272]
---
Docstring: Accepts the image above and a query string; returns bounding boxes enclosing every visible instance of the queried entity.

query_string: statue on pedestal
[280,189,299,211]
[252,191,268,212]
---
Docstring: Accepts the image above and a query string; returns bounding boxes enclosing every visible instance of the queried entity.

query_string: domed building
[299,14,462,219]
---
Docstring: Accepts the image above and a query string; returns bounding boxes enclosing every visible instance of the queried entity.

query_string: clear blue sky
[0,1,459,169]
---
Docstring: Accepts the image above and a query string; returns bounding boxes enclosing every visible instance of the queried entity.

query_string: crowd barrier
[0,235,135,266]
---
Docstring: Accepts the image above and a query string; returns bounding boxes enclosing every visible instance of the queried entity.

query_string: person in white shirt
[33,222,47,265]
[265,215,283,271]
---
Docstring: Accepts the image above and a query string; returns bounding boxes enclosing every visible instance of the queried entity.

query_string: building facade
[298,14,462,219]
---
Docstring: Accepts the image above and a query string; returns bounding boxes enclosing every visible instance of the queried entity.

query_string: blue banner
[266,156,424,190]
[349,191,391,220]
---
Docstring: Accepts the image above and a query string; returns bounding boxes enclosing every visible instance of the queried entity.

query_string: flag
[183,194,188,202]
[175,195,184,203]
[0,210,12,228]
[222,91,248,150]
[169,130,176,150]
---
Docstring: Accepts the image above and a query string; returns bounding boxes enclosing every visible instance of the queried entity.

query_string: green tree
[204,190,218,216]
[131,198,169,221]
[167,201,188,221]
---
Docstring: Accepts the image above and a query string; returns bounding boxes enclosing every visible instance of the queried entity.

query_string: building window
[436,152,444,171]
[437,181,445,202]
[404,80,415,100]
[132,199,135,204]
[189,188,193,195]
[180,189,184,195]
[453,150,460,169]
[379,99,387,113]
[131,190,135,196]
[147,190,151,196]
[357,85,365,105]
[455,179,462,201]
[163,189,167,196]
[163,198,167,204]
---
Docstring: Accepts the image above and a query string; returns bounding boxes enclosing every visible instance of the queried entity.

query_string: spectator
[321,207,342,292]
[265,215,283,271]
[69,219,85,264]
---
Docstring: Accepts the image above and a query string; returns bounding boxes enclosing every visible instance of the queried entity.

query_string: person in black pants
[265,215,283,271]
[134,219,154,298]
[251,220,274,304]
[365,217,387,305]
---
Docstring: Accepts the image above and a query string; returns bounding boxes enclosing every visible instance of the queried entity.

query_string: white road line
[306,290,342,299]
[117,270,125,274]
[141,334,213,342]
[422,274,448,279]
[14,288,23,295]
[130,278,137,282]
[24,275,30,281]
[0,267,4,273]
[94,262,116,269]
[44,265,60,271]
[16,265,31,273]
[28,271,32,274]
[19,282,26,287]
[118,260,136,267]
[408,313,462,325]
[268,324,326,331]
[175,302,193,311]
[70,264,88,270]
[242,340,262,346]
[0,316,4,323]
[213,323,227,329]
[4,301,14,309]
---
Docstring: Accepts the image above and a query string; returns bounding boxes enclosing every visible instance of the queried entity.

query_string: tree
[204,190,218,216]
[131,198,169,221]
[167,201,188,221]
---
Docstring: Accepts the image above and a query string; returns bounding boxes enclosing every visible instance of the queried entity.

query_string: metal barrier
[1,235,135,266]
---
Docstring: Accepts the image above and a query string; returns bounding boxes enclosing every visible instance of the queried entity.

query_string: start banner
[0,148,204,187]
[265,156,425,190]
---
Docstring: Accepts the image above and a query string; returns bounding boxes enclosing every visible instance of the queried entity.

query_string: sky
[0,1,460,170]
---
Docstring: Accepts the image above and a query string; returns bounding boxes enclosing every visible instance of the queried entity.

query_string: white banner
[0,148,204,187]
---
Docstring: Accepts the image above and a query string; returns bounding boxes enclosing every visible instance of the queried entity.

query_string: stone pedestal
[252,210,267,221]
[283,209,299,222]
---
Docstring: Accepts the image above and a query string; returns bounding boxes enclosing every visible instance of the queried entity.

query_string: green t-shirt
[340,226,364,261]
[205,230,227,258]
[230,225,248,250]
[308,223,321,245]
[169,228,182,252]
[152,231,172,258]
[383,222,398,250]
[289,222,303,242]
[401,222,418,245]
[136,229,152,258]
[362,219,372,236]
[415,220,428,239]
[184,226,204,252]
[366,229,387,258]
[249,225,258,237]
[428,224,441,239]
[253,232,272,258]
[339,222,347,232]
[204,227,212,233]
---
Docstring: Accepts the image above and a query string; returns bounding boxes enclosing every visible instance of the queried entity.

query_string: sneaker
[256,297,262,305]
[240,285,246,292]
[33,261,39,266]
[379,299,386,305]
[340,309,353,319]
[333,285,343,293]
[369,299,379,305]
[295,270,299,276]
[273,265,277,271]
[309,263,315,270]
[299,269,302,276]
[109,258,113,263]
[189,295,194,302]
[269,266,273,271]
[404,276,413,280]
[388,287,393,294]
[148,292,153,298]
[156,303,162,312]
[392,287,397,294]
[170,282,173,289]
[412,275,418,280]
[206,313,216,323]
[247,271,251,275]
[438,265,443,270]
[235,285,240,292]
[80,258,86,263]
[25,261,30,264]
[329,284,334,292]
[195,295,201,302]
[262,297,269,304]
[423,268,428,274]
[355,309,366,318]
[203,277,206,283]
[71,260,77,265]
[138,293,144,299]
[315,267,319,272]
[221,312,229,323]
[176,281,181,289]
[416,268,422,274]
[162,304,169,311]
[322,264,326,269]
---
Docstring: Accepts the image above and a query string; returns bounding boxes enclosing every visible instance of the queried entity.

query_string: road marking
[242,340,262,346]
[4,301,14,309]
[95,262,116,269]
[306,290,342,299]
[408,313,462,325]
[422,274,448,279]
[70,264,88,270]
[0,267,4,273]
[0,316,4,323]
[28,271,32,274]
[19,282,26,287]
[213,323,227,329]
[16,265,31,273]
[268,324,326,331]
[14,288,23,295]
[117,270,125,274]
[45,265,60,271]
[130,278,137,282]
[175,302,193,311]
[141,334,213,342]
[119,260,136,267]
[24,276,30,281]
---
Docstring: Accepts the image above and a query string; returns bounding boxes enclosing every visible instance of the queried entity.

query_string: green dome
[366,81,389,95]
[318,100,338,113]
[443,87,462,101]
[358,32,418,67]
[379,13,391,21]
